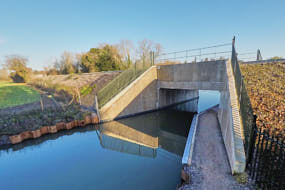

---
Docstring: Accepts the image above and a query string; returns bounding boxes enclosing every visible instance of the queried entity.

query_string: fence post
[232,36,237,73]
[247,115,257,166]
[150,51,154,66]
[152,51,155,66]
[143,54,145,70]
[94,95,101,122]
[135,61,137,75]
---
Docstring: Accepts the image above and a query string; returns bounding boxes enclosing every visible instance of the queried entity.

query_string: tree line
[45,39,161,75]
[0,39,161,83]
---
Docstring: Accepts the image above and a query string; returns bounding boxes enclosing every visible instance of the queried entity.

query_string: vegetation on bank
[0,82,40,109]
[29,71,120,105]
[0,104,88,135]
[240,62,285,134]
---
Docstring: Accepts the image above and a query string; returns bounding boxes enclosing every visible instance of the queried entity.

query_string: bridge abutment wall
[218,60,246,174]
[158,89,198,112]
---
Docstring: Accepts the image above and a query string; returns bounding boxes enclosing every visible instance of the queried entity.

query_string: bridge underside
[158,81,224,91]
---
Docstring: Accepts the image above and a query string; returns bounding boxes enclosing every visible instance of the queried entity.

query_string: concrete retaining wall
[100,66,158,121]
[158,89,198,112]
[218,60,246,174]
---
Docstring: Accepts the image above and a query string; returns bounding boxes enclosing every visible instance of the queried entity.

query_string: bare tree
[137,39,162,63]
[117,40,134,60]
[74,53,84,73]
[153,43,162,59]
[54,51,75,74]
[116,40,134,68]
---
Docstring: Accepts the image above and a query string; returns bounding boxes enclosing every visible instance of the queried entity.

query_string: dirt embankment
[240,62,285,133]
[30,71,120,107]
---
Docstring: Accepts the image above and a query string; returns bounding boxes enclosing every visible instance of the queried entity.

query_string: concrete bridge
[98,59,246,174]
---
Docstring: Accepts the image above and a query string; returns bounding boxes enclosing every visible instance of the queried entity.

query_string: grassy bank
[0,82,40,109]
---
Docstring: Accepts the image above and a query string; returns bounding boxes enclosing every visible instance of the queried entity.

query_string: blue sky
[0,0,284,70]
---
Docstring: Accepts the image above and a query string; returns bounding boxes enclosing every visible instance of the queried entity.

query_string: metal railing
[156,42,232,63]
[238,52,257,62]
[247,117,285,189]
[97,53,154,108]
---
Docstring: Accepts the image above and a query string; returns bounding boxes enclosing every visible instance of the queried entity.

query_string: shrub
[4,55,32,83]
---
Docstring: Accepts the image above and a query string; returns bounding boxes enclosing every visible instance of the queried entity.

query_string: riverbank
[0,110,99,146]
[0,82,100,146]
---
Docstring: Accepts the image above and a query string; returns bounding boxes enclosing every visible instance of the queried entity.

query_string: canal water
[0,90,219,190]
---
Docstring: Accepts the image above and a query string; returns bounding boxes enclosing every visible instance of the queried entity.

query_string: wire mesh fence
[97,55,154,108]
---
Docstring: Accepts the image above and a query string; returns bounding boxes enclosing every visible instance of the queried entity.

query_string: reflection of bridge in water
[1,105,194,162]
[98,108,194,159]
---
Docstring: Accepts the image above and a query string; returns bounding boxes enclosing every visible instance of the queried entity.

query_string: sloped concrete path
[182,108,253,190]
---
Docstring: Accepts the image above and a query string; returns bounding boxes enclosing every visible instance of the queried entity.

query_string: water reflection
[0,94,222,190]
[0,102,194,190]
[100,108,194,158]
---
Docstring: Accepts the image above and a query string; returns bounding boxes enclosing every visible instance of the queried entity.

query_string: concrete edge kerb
[182,113,199,165]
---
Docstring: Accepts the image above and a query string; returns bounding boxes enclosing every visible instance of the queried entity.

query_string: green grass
[0,82,40,109]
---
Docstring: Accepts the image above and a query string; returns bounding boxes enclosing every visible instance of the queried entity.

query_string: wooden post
[95,95,101,122]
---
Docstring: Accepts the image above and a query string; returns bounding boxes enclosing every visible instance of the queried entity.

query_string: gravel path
[180,108,255,190]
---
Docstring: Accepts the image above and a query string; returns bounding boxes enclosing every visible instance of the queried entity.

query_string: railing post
[135,61,137,75]
[232,36,237,73]
[150,51,152,66]
[152,51,155,66]
[247,115,257,166]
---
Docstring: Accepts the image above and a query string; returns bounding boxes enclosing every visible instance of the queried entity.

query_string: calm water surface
[0,91,219,190]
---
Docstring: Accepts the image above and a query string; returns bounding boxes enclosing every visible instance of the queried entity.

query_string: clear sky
[0,0,284,70]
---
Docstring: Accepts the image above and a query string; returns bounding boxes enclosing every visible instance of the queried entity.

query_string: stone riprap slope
[240,62,285,134]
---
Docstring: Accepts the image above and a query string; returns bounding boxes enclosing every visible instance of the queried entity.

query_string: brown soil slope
[240,62,285,134]
[31,71,121,106]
